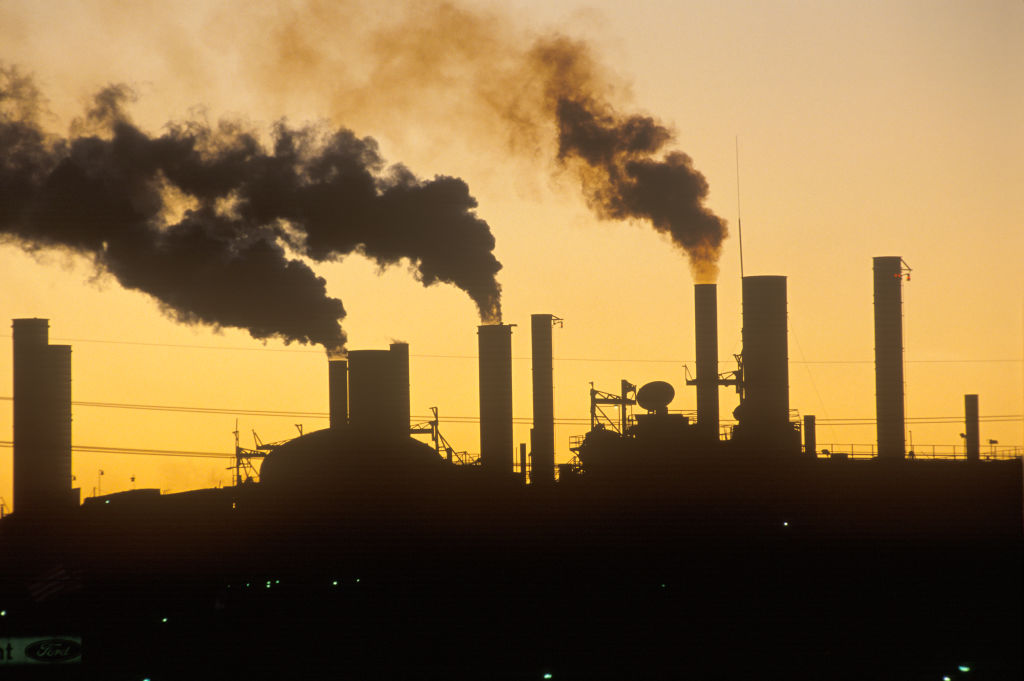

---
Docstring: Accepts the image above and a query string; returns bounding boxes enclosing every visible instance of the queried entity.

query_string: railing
[817,444,1023,461]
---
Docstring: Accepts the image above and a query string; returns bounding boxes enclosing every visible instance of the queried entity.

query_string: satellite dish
[636,381,675,413]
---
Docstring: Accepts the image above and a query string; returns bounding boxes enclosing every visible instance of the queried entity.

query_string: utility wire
[0,334,1019,364]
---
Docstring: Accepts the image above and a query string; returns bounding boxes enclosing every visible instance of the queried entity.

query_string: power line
[0,395,1019,428]
[0,333,1020,364]
[0,441,232,459]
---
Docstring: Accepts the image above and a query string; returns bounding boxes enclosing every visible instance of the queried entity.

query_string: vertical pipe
[873,256,906,459]
[328,359,348,429]
[531,314,555,484]
[964,394,979,461]
[694,284,720,441]
[804,415,816,458]
[390,342,411,435]
[740,276,790,448]
[479,324,513,474]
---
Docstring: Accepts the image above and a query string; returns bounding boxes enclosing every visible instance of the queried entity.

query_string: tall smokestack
[738,276,791,450]
[694,284,719,441]
[804,415,817,458]
[531,314,556,484]
[389,342,411,436]
[328,359,348,429]
[873,256,906,460]
[13,318,75,516]
[964,394,980,461]
[479,324,514,475]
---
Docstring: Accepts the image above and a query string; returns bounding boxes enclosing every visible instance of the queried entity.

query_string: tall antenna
[735,135,745,279]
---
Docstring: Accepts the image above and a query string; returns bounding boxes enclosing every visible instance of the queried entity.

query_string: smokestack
[389,342,411,436]
[738,276,791,450]
[13,318,75,516]
[694,284,719,441]
[479,324,514,474]
[328,359,348,429]
[964,394,980,461]
[531,314,556,484]
[873,256,906,459]
[347,346,410,437]
[804,415,817,458]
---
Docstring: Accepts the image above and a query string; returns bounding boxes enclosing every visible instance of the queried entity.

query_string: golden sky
[1,0,1022,505]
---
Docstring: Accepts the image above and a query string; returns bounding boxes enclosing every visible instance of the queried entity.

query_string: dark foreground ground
[2,458,1021,680]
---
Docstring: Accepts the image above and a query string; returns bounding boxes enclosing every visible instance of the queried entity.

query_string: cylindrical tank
[694,284,719,441]
[873,256,905,459]
[531,314,554,484]
[741,276,790,441]
[348,349,405,437]
[479,324,513,474]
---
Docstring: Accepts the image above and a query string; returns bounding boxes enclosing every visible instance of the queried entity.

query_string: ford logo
[25,638,82,663]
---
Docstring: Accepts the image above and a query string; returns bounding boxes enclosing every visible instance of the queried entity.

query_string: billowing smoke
[255,3,728,282]
[532,38,727,283]
[0,65,502,350]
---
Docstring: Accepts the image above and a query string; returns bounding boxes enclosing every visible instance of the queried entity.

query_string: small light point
[161,617,168,623]
[958,666,971,673]
[332,580,338,586]
[543,674,553,680]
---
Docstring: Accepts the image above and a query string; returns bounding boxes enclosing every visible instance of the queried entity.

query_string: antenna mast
[735,135,745,279]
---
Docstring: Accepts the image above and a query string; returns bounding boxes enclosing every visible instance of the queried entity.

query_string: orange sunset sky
[1,0,1022,506]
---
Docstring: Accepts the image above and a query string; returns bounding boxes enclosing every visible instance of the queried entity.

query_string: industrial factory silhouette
[2,257,1020,680]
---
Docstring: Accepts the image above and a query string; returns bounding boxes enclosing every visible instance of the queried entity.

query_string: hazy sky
[2,0,1022,505]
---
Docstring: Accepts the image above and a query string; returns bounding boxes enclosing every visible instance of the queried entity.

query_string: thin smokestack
[531,314,556,484]
[873,256,906,460]
[694,284,719,441]
[328,359,348,429]
[0,67,503,352]
[479,324,513,475]
[964,394,979,461]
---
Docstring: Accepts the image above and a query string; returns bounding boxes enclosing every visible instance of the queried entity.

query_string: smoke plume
[0,65,502,350]
[532,37,727,282]
[257,3,728,281]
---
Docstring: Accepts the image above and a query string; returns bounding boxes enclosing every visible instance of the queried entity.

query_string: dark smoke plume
[529,38,727,282]
[0,65,502,350]
[257,5,728,281]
